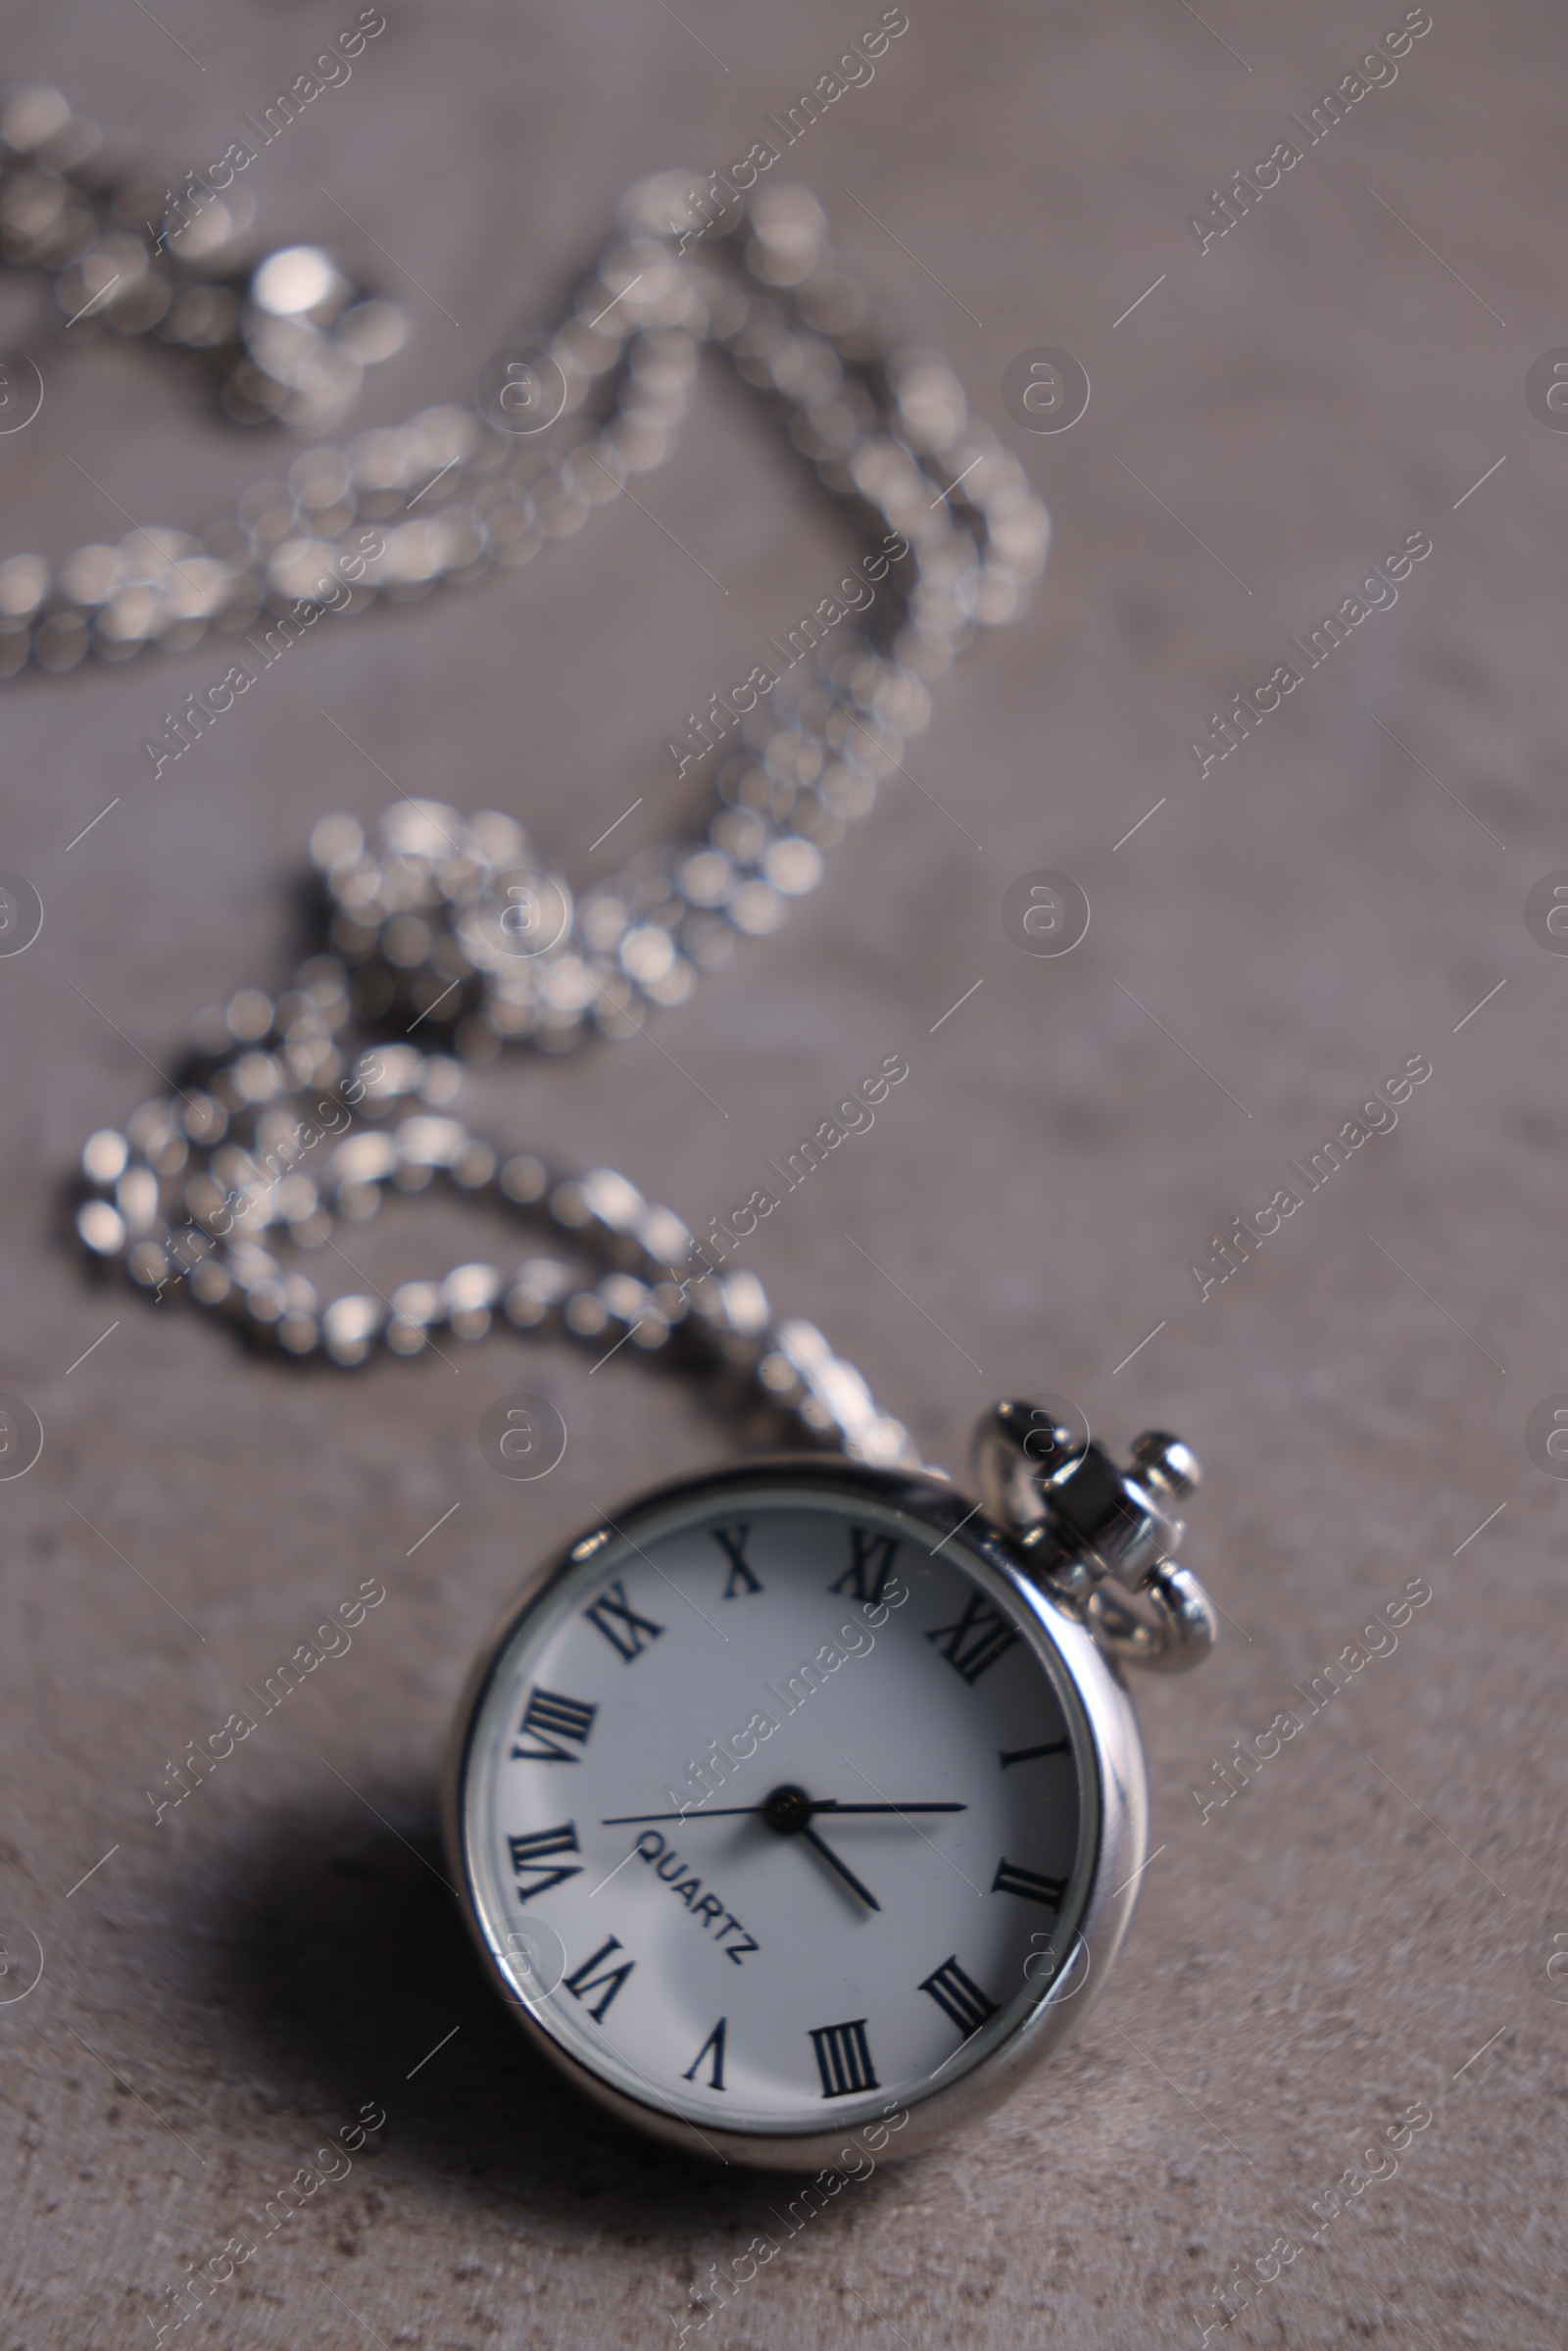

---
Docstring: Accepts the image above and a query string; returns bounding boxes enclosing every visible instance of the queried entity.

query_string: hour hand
[798,1822,881,1912]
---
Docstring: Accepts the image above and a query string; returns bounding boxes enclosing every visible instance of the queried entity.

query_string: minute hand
[812,1801,967,1815]
[600,1801,968,1825]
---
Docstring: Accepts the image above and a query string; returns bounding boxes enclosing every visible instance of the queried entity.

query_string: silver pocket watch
[444,1407,1214,2168]
[45,125,1220,2167]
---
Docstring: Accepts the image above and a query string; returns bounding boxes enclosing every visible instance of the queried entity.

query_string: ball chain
[48,117,1053,1465]
[74,830,926,1469]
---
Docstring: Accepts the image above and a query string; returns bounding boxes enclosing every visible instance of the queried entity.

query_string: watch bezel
[443,1450,1149,2170]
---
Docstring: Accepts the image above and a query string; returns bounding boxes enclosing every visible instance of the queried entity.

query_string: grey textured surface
[3,1,1566,2345]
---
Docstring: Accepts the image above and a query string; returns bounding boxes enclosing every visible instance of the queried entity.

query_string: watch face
[451,1471,1104,2149]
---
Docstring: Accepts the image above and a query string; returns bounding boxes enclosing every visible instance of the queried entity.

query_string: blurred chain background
[2,1,1564,2344]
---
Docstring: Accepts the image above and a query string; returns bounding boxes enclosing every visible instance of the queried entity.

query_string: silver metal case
[443,1452,1150,2170]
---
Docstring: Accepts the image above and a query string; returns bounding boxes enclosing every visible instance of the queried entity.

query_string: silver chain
[0,80,413,441]
[44,102,1051,1464]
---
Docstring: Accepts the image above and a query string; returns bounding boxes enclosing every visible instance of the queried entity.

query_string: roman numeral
[925,1592,1018,1684]
[507,1822,582,1901]
[711,1523,761,1597]
[682,2017,728,2091]
[563,1934,635,2024]
[808,2017,879,2098]
[917,1953,1000,2039]
[582,1578,665,1663]
[991,1858,1067,1908]
[512,1686,598,1762]
[999,1739,1069,1769]
[829,1527,899,1606]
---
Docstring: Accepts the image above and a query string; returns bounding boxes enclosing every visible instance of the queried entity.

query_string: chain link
[0,82,408,437]
[45,116,1052,1465]
[75,801,929,1466]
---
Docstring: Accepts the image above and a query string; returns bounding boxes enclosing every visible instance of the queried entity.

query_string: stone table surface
[2,1,1565,2345]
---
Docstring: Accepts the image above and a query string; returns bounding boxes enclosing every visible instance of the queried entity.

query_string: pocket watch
[443,1412,1213,2169]
[56,146,1218,2166]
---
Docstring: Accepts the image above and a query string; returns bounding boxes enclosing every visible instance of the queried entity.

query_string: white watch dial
[455,1481,1100,2141]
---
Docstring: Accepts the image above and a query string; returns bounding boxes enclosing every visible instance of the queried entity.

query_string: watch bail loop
[972,1400,1218,1674]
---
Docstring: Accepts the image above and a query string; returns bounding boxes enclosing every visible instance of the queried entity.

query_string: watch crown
[1129,1430,1200,1500]
[971,1398,1216,1675]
